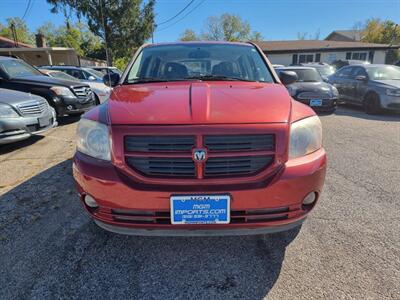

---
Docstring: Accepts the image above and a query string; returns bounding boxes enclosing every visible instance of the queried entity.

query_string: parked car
[0,56,95,117]
[0,88,57,145]
[331,59,370,69]
[73,41,327,236]
[88,66,122,76]
[275,66,338,113]
[272,64,285,68]
[328,64,400,114]
[300,62,336,82]
[41,65,105,84]
[39,68,111,104]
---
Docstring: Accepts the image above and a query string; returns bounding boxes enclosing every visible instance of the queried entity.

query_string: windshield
[0,59,43,78]
[285,68,322,82]
[366,66,400,80]
[316,66,336,77]
[49,71,80,82]
[84,68,104,78]
[126,43,274,83]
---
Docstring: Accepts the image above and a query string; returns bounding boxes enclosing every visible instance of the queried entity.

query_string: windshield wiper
[184,75,256,82]
[125,77,190,84]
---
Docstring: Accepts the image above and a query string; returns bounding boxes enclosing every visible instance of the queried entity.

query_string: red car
[73,42,326,236]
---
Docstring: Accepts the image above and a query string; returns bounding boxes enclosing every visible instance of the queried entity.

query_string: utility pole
[10,22,18,47]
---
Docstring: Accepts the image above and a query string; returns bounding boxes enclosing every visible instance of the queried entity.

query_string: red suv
[73,42,326,236]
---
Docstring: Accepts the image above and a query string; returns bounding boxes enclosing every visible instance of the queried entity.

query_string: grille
[105,206,291,225]
[296,91,331,100]
[124,134,276,179]
[205,156,273,177]
[72,86,92,98]
[204,134,274,151]
[125,136,195,152]
[126,157,195,177]
[17,100,48,116]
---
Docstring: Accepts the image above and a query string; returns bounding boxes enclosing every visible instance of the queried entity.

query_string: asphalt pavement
[0,107,399,300]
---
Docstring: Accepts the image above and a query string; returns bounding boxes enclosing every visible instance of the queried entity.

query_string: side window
[337,67,352,78]
[351,67,367,78]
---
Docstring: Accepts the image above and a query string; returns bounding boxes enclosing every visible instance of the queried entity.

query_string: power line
[156,0,206,32]
[21,0,33,20]
[157,0,195,26]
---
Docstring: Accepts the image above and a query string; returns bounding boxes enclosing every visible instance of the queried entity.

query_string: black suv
[0,56,95,117]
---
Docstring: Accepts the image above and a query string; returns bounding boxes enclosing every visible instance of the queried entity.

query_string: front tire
[364,93,381,114]
[94,94,100,105]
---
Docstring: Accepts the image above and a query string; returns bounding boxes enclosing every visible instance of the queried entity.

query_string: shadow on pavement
[0,159,300,299]
[333,105,400,122]
[0,135,44,156]
[57,114,82,126]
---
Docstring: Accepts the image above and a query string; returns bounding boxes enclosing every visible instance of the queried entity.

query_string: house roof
[0,36,34,48]
[325,30,362,41]
[254,40,399,53]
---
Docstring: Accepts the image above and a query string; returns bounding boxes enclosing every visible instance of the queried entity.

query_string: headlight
[386,89,400,96]
[76,119,111,161]
[289,116,322,159]
[50,86,75,97]
[0,104,19,118]
[331,86,339,97]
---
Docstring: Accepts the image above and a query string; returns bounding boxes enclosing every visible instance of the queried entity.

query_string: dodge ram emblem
[193,149,207,162]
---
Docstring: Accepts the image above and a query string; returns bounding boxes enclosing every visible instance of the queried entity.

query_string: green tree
[47,0,155,65]
[0,17,34,45]
[179,29,199,41]
[37,21,105,59]
[360,19,400,63]
[180,14,262,42]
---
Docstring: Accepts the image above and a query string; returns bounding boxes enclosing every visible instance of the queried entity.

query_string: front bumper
[0,110,57,145]
[73,148,327,236]
[54,96,96,116]
[295,98,337,111]
[380,94,400,111]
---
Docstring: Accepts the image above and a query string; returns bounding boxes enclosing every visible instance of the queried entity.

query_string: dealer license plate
[310,99,322,106]
[170,194,230,225]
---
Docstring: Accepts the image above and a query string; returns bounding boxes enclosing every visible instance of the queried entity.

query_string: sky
[0,0,399,42]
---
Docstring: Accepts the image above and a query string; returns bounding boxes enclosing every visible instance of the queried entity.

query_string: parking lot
[0,106,399,299]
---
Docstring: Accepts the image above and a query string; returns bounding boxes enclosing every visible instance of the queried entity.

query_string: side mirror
[88,75,96,81]
[355,75,367,81]
[279,71,298,85]
[103,73,120,87]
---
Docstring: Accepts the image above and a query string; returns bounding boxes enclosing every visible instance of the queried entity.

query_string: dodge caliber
[73,42,327,236]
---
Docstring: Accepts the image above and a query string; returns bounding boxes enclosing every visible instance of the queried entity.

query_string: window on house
[351,52,367,60]
[299,54,314,63]
[315,53,321,62]
[346,52,351,59]
[292,54,298,65]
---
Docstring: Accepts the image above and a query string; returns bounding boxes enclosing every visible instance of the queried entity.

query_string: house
[255,40,399,66]
[0,36,34,48]
[325,30,362,42]
[0,34,106,66]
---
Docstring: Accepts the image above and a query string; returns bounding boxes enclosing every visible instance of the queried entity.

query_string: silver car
[0,88,57,145]
[328,64,400,114]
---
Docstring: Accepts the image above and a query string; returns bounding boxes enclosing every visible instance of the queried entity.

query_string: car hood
[11,75,87,88]
[288,81,334,93]
[0,88,45,105]
[108,81,291,125]
[372,79,400,89]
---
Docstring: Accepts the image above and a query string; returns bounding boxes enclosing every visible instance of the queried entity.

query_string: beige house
[255,40,399,66]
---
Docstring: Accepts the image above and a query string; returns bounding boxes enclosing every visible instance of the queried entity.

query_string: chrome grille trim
[72,86,92,98]
[17,100,48,116]
[296,91,331,100]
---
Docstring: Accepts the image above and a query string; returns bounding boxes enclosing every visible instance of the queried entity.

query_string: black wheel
[364,93,381,114]
[94,94,100,105]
